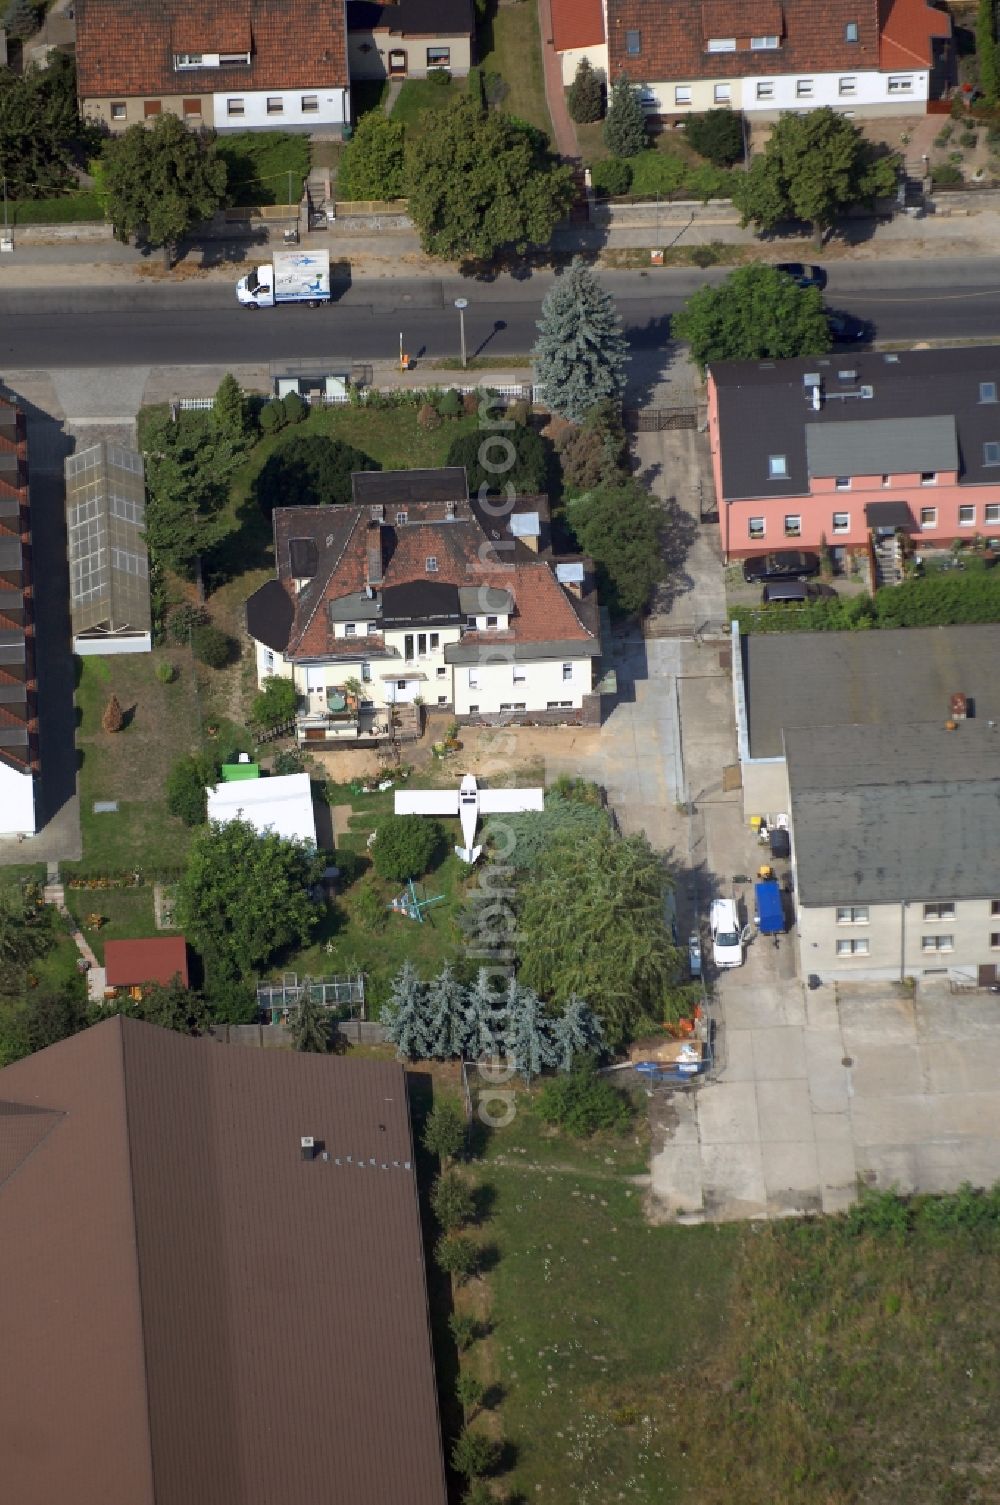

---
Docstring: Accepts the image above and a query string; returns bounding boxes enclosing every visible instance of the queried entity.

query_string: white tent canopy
[207,772,317,847]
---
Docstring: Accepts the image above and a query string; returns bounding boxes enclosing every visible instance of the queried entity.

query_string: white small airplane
[394,773,545,863]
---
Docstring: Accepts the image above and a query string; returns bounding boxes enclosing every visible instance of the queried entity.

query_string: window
[839,77,856,96]
[756,81,774,100]
[143,100,162,116]
[485,614,498,627]
[361,662,371,681]
[183,98,202,116]
[469,670,479,689]
[562,663,573,681]
[404,633,414,660]
[429,632,439,650]
[888,76,913,92]
[110,101,126,120]
[714,83,731,103]
[991,932,1000,950]
[396,680,407,691]
[986,503,1000,523]
[426,556,438,572]
[301,94,319,112]
[436,665,447,678]
[836,937,870,955]
[845,20,859,40]
[427,45,451,65]
[769,454,787,478]
[991,900,1000,916]
[639,85,658,106]
[174,52,203,68]
[674,85,692,105]
[499,702,526,712]
[220,52,251,64]
[749,517,765,539]
[750,35,779,49]
[985,442,1000,466]
[513,666,526,684]
[981,381,998,403]
[264,650,275,673]
[706,37,736,51]
[923,902,955,921]
[920,471,937,485]
[836,905,869,924]
[468,703,479,713]
[796,79,814,98]
[344,622,356,637]
[438,694,448,705]
[227,98,245,116]
[835,476,851,490]
[784,515,801,537]
[547,700,574,709]
[832,512,850,533]
[959,504,976,525]
[266,97,283,114]
[920,507,937,529]
[625,28,641,55]
[922,934,954,952]
[881,474,891,486]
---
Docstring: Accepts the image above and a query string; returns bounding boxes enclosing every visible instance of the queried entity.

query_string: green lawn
[62,885,174,963]
[68,652,203,877]
[392,77,462,132]
[216,131,310,207]
[477,0,553,139]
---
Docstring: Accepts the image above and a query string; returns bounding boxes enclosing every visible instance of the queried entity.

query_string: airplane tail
[455,844,483,864]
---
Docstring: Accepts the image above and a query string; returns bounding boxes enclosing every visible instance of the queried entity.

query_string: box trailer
[236,249,331,309]
[754,879,785,936]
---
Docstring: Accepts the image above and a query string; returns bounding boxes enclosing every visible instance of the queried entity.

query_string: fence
[624,406,698,432]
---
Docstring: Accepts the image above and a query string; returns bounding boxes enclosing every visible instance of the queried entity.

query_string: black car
[775,262,826,290]
[742,550,821,584]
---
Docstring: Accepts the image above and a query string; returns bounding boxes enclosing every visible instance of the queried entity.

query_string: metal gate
[624,406,697,432]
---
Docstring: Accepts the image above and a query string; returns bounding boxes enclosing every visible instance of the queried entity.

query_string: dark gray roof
[805,415,957,478]
[743,624,1000,758]
[245,578,294,653]
[711,347,1000,501]
[352,468,468,507]
[786,723,1000,904]
[346,0,473,34]
[381,580,460,623]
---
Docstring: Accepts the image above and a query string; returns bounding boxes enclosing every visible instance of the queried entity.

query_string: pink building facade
[707,349,1000,563]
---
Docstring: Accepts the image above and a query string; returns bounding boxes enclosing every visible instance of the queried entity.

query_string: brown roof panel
[104,936,190,987]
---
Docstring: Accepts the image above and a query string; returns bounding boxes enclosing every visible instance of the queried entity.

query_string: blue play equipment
[387,878,446,924]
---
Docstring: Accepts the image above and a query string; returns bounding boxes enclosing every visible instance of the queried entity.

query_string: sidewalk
[536,0,580,160]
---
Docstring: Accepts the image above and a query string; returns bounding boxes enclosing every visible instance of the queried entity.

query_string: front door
[388,48,407,76]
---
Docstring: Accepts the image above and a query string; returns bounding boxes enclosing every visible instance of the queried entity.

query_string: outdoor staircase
[873,533,904,589]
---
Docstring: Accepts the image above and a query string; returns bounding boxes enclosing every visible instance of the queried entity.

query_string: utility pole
[454,297,468,369]
[1,176,12,254]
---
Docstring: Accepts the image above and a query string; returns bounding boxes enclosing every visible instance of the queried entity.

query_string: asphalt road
[3,258,1000,368]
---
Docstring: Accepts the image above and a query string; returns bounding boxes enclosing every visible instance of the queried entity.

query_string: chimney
[366,520,384,587]
[950,691,968,721]
[300,1135,316,1161]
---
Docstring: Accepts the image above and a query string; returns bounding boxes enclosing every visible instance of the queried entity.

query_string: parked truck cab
[236,250,331,310]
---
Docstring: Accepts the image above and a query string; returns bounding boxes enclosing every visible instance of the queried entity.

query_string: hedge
[9,192,104,225]
[732,563,1000,634]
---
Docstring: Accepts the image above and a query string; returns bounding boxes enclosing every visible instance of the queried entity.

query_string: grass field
[216,131,310,207]
[62,885,172,963]
[392,77,462,133]
[478,0,552,138]
[441,1092,1000,1504]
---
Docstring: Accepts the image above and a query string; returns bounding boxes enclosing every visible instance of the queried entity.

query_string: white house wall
[212,86,348,130]
[797,897,1000,982]
[453,657,588,717]
[641,68,927,117]
[559,42,608,87]
[0,760,35,836]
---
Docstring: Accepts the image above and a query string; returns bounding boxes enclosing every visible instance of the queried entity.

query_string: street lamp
[454,297,468,369]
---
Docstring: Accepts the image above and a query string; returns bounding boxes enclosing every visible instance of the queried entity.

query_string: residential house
[551,0,608,86]
[75,0,351,133]
[65,442,151,655]
[607,0,951,121]
[708,348,1000,570]
[346,0,474,81]
[244,467,604,745]
[0,396,37,838]
[786,723,1000,983]
[103,936,190,995]
[206,769,318,845]
[0,1017,448,1505]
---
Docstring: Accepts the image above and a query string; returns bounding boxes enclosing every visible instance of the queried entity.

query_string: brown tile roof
[551,0,605,51]
[608,0,881,81]
[104,936,190,987]
[0,1018,448,1505]
[76,0,349,100]
[879,0,950,68]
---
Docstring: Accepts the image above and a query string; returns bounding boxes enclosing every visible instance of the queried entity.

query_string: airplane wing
[476,789,545,814]
[394,791,461,816]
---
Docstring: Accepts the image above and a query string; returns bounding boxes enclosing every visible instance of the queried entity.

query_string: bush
[452,1427,499,1479]
[467,65,484,110]
[685,108,745,166]
[428,66,452,85]
[445,423,548,497]
[272,748,306,776]
[166,602,208,643]
[591,156,633,196]
[155,660,177,685]
[191,623,236,668]
[423,1098,466,1162]
[627,149,687,197]
[337,111,406,201]
[536,1056,632,1136]
[436,1233,479,1284]
[251,674,298,730]
[259,400,285,433]
[449,1312,479,1351]
[281,390,308,424]
[960,129,979,147]
[372,813,443,880]
[254,433,379,516]
[931,162,964,185]
[417,401,442,431]
[432,1171,476,1231]
[567,57,603,124]
[165,753,214,825]
[438,388,462,418]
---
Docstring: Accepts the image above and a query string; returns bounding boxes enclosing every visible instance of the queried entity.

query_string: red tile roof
[551,0,605,51]
[76,0,349,100]
[608,0,882,81]
[879,0,950,68]
[104,937,190,988]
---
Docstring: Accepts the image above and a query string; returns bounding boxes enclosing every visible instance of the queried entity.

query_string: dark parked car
[827,309,871,344]
[742,550,821,584]
[775,262,826,290]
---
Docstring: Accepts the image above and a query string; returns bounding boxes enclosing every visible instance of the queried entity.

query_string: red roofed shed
[104,937,190,989]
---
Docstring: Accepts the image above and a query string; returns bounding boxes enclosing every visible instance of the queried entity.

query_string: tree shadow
[652,496,700,615]
[472,1180,496,1223]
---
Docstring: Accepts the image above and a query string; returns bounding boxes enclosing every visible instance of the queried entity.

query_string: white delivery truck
[236,249,331,310]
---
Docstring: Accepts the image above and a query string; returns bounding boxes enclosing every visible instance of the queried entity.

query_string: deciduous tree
[176,819,323,984]
[603,77,646,158]
[254,433,379,516]
[431,1170,475,1231]
[567,477,665,616]
[102,112,227,267]
[142,408,239,575]
[533,258,629,422]
[407,97,575,260]
[672,263,831,369]
[372,814,443,882]
[979,0,999,105]
[0,52,84,198]
[445,422,549,499]
[338,111,406,200]
[732,107,898,246]
[452,1427,500,1479]
[436,1232,479,1285]
[251,675,298,731]
[165,752,216,826]
[686,108,744,166]
[423,1097,467,1163]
